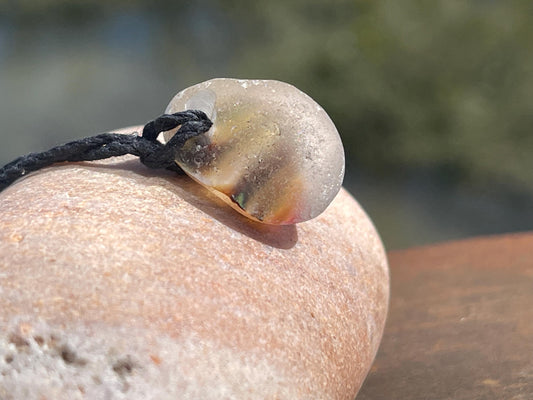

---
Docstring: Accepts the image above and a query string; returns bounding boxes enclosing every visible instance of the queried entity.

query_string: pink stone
[0,128,388,399]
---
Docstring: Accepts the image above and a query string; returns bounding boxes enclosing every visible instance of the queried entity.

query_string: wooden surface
[357,233,533,400]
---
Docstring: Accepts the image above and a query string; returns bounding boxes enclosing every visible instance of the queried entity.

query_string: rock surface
[0,127,388,399]
[358,233,533,400]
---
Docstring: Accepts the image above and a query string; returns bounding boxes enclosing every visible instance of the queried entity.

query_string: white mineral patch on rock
[0,320,299,400]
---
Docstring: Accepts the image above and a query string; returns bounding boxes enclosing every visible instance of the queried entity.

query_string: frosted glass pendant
[164,79,345,225]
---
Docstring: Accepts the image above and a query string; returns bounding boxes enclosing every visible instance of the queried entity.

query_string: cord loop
[0,110,212,191]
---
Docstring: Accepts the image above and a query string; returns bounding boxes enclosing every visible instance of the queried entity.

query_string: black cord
[0,110,212,192]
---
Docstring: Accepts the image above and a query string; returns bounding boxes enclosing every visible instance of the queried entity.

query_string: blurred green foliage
[222,0,533,193]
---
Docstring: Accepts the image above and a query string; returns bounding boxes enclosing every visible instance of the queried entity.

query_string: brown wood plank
[357,233,533,399]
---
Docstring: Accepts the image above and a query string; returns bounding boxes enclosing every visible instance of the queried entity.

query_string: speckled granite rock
[0,128,389,400]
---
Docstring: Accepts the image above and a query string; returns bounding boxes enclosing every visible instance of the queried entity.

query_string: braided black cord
[0,110,212,192]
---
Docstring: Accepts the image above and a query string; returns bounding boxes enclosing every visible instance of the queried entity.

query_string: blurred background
[0,0,532,249]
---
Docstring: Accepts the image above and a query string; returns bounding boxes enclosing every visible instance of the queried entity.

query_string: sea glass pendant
[164,79,345,225]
